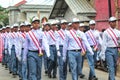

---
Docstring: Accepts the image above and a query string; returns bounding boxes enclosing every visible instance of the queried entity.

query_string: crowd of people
[0,16,120,80]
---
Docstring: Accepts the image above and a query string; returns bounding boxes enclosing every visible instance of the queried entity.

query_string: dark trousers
[48,45,57,76]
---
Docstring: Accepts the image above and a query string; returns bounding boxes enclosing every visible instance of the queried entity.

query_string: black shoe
[69,69,71,72]
[48,74,51,78]
[53,75,56,78]
[19,77,22,80]
[80,74,85,78]
[9,71,12,74]
[91,76,98,80]
[13,74,17,78]
[45,70,48,74]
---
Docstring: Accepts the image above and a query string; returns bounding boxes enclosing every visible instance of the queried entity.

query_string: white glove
[47,53,50,58]
[23,59,27,63]
[57,51,61,57]
[5,49,7,54]
[17,55,21,61]
[90,51,94,55]
[63,57,66,62]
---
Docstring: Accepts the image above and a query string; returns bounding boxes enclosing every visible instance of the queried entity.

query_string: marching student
[85,20,101,80]
[11,23,19,78]
[78,23,86,78]
[4,25,12,73]
[2,27,8,69]
[23,17,50,80]
[63,18,94,80]
[1,27,6,66]
[85,20,102,68]
[47,20,58,78]
[17,23,26,80]
[56,19,68,80]
[21,21,31,80]
[101,17,120,80]
[42,22,51,75]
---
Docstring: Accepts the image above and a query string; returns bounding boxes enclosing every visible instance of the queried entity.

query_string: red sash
[107,28,118,46]
[48,30,56,41]
[0,34,3,59]
[22,33,26,39]
[11,33,16,38]
[88,30,98,50]
[44,31,47,36]
[29,31,42,55]
[58,30,65,40]
[70,30,86,54]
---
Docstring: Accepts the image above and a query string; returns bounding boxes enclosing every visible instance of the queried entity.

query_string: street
[0,60,120,80]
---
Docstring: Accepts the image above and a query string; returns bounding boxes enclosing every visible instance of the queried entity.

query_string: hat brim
[32,20,40,23]
[109,20,117,22]
[72,21,80,23]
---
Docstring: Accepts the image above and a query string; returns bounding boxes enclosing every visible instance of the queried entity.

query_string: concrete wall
[26,11,50,23]
[64,8,77,21]
[9,10,20,25]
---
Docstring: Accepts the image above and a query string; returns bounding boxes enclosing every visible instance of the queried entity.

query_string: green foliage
[0,6,9,26]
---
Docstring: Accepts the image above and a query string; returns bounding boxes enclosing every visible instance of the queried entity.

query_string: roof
[49,0,96,19]
[26,0,54,5]
[14,0,27,7]
[65,0,96,16]
[49,0,68,19]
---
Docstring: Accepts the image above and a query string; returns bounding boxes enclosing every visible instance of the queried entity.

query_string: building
[94,0,120,30]
[7,0,53,25]
[49,0,96,22]
[49,0,120,31]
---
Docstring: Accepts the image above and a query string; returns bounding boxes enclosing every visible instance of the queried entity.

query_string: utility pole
[108,0,112,17]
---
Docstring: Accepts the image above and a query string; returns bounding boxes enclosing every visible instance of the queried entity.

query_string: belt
[69,49,81,52]
[28,50,39,53]
[59,45,63,47]
[90,46,94,47]
[107,47,118,49]
[50,45,56,47]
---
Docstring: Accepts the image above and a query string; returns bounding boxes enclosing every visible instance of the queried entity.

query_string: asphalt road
[0,61,120,80]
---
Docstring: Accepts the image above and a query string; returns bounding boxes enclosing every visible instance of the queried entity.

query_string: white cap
[13,23,19,27]
[32,17,40,22]
[51,20,59,25]
[61,19,67,24]
[79,23,85,27]
[2,26,6,29]
[24,21,31,26]
[6,25,11,28]
[55,20,60,24]
[108,16,117,22]
[89,20,96,25]
[43,22,50,26]
[11,26,14,28]
[72,18,80,23]
[68,23,72,26]
[20,23,25,26]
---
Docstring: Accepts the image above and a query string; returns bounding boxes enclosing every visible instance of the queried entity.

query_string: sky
[0,0,54,8]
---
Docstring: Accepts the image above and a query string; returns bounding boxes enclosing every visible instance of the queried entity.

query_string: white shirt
[101,27,120,55]
[47,30,57,45]
[63,29,94,58]
[102,27,120,47]
[85,29,102,47]
[56,29,67,50]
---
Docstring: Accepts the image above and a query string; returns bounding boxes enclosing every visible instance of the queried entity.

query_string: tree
[0,6,9,27]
